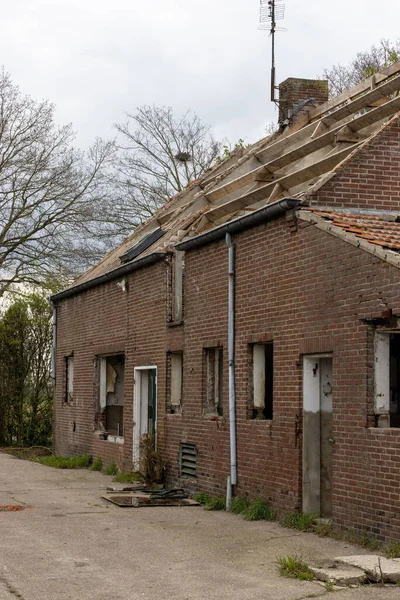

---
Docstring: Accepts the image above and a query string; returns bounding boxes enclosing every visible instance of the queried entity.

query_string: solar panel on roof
[120,228,165,263]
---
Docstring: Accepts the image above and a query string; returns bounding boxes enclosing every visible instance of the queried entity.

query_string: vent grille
[180,443,196,478]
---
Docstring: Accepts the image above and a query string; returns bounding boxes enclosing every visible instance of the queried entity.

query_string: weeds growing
[90,458,103,471]
[230,496,249,514]
[283,512,317,532]
[204,496,226,511]
[194,492,211,505]
[34,454,92,469]
[243,497,275,521]
[383,540,400,559]
[113,471,143,483]
[277,555,314,581]
[103,462,118,476]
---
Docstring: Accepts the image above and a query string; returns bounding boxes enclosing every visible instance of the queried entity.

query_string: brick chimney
[278,78,329,128]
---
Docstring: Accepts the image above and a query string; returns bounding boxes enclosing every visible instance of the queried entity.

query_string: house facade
[53,64,400,541]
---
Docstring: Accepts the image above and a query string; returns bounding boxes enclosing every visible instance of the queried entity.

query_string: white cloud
[1,0,400,148]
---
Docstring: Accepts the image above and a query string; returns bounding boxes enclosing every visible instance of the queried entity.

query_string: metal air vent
[180,442,197,478]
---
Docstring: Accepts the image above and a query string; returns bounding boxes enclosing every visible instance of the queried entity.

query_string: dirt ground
[0,451,398,600]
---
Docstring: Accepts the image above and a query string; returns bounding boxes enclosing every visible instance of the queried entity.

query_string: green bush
[243,497,275,521]
[103,462,118,476]
[35,454,92,469]
[90,458,103,471]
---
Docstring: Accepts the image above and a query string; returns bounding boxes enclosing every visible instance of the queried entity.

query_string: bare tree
[322,39,400,97]
[0,68,114,297]
[111,106,222,234]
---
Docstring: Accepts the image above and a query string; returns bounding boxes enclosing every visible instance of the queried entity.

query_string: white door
[133,367,157,470]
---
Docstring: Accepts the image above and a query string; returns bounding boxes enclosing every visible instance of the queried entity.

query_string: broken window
[204,348,223,416]
[375,332,400,427]
[251,343,273,420]
[96,354,125,438]
[65,356,74,403]
[167,352,183,413]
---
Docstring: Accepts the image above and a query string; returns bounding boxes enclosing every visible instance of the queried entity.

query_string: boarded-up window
[171,352,183,409]
[65,356,74,403]
[251,343,273,420]
[204,348,223,416]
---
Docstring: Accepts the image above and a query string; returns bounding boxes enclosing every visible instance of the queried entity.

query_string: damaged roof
[64,61,400,292]
[298,207,400,268]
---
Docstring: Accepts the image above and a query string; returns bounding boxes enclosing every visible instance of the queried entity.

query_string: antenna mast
[259,0,286,104]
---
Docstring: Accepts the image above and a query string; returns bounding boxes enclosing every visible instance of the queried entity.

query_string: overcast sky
[2,0,400,149]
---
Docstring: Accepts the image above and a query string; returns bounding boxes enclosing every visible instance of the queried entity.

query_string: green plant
[243,497,275,521]
[34,454,92,469]
[204,496,226,511]
[383,540,400,559]
[277,555,314,581]
[103,462,118,476]
[230,495,249,514]
[283,512,316,532]
[90,457,103,471]
[194,492,211,505]
[325,580,335,592]
[113,471,143,483]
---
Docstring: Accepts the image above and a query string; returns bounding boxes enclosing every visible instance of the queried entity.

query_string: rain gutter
[175,198,300,252]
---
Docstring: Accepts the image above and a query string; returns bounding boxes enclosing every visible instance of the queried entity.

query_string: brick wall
[54,260,169,470]
[169,215,400,539]
[311,116,400,210]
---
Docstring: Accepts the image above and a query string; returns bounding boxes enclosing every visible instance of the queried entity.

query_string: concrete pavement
[0,451,398,600]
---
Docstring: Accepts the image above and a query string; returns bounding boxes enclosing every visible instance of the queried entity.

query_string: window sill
[93,432,124,444]
[167,320,184,328]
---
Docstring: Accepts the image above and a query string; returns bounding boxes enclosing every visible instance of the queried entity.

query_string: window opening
[252,343,273,420]
[65,356,74,403]
[96,354,125,437]
[204,348,223,416]
[374,332,400,428]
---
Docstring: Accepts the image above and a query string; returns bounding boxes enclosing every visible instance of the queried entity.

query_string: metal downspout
[226,233,237,508]
[51,302,57,381]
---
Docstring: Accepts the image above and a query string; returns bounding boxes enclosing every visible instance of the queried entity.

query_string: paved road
[0,452,398,600]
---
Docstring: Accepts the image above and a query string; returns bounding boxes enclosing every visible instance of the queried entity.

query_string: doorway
[133,367,157,470]
[302,355,333,518]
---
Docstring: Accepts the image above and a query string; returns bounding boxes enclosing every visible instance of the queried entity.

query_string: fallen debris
[336,555,400,584]
[102,488,200,508]
[0,505,25,511]
[309,559,366,586]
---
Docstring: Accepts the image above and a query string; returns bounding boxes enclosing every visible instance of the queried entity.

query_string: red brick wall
[54,211,400,541]
[54,259,169,470]
[311,116,400,210]
[170,216,400,539]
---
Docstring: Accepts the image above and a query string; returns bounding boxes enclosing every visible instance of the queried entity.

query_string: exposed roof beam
[206,144,361,222]
[306,62,400,123]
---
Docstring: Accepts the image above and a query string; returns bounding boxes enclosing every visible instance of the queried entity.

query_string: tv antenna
[258,0,287,104]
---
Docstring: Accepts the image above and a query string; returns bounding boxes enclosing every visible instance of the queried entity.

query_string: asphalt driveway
[0,451,398,600]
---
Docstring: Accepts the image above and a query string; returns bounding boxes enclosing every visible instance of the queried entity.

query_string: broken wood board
[102,493,200,508]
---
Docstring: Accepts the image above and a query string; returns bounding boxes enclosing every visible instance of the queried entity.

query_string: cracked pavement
[0,451,398,600]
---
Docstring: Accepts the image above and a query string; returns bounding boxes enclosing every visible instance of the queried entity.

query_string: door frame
[133,366,157,470]
[302,354,333,516]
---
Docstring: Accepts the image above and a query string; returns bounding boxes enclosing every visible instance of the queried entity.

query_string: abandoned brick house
[52,63,400,540]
